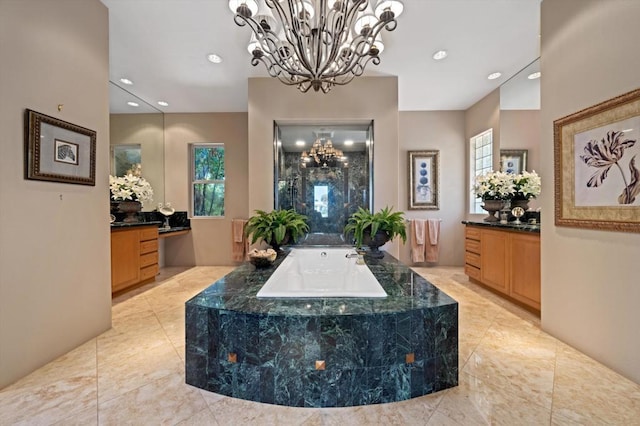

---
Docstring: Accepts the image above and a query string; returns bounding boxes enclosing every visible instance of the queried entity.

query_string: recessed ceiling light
[207,53,223,63]
[527,71,541,80]
[119,78,133,85]
[487,72,502,80]
[295,140,306,146]
[127,101,139,107]
[157,101,169,107]
[432,50,448,61]
[344,140,354,146]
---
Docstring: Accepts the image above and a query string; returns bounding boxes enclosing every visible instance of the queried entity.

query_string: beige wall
[248,77,401,256]
[540,0,640,384]
[163,113,248,266]
[398,111,466,266]
[500,109,541,209]
[0,0,111,388]
[110,113,165,210]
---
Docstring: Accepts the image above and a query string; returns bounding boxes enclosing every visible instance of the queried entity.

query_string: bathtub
[256,247,387,298]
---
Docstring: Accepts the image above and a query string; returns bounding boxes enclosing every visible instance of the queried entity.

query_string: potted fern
[344,206,407,258]
[245,209,309,251]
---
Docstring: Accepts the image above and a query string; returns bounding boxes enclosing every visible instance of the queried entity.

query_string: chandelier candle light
[228,0,404,93]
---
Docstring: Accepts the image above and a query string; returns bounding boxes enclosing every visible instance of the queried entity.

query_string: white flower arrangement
[109,174,154,203]
[473,170,542,200]
[473,171,515,200]
[512,170,541,199]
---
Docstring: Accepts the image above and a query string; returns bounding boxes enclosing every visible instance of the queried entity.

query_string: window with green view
[191,143,225,217]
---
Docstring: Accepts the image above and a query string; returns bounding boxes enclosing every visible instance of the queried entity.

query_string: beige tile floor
[2,266,640,425]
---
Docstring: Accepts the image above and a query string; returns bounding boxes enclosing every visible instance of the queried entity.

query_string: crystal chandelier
[228,0,404,93]
[300,138,345,167]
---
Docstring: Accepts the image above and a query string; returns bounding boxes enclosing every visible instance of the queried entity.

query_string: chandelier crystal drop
[228,0,404,93]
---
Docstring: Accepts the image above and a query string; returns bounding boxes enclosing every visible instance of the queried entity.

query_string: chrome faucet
[345,252,358,258]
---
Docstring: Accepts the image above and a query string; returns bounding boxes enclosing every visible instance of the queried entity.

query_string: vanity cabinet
[464,224,540,312]
[111,225,159,294]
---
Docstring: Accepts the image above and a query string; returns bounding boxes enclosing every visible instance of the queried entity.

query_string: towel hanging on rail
[425,219,440,263]
[231,219,249,262]
[411,219,426,263]
[409,219,441,264]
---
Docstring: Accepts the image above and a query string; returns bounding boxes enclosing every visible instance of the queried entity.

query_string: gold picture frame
[408,150,439,210]
[25,109,96,186]
[554,88,640,232]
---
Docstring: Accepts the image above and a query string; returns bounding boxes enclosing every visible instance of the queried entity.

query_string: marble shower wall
[278,151,369,235]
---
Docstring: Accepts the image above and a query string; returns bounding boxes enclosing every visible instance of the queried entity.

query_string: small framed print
[500,149,528,174]
[25,109,96,185]
[408,150,439,210]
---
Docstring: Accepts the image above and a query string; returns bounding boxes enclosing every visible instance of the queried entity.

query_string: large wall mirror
[274,122,373,239]
[109,82,165,210]
[499,58,540,174]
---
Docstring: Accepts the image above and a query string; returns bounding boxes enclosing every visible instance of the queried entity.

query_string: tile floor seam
[548,339,561,426]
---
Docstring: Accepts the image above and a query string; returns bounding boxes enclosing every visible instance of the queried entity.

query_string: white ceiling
[102,0,541,114]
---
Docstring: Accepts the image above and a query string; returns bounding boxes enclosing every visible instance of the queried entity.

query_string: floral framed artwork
[500,149,528,174]
[25,109,96,186]
[554,88,640,232]
[408,150,439,210]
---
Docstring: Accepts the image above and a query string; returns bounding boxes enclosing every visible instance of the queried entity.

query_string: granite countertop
[462,220,541,233]
[110,221,163,229]
[186,250,457,316]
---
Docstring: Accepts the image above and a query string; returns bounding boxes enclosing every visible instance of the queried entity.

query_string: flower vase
[118,200,142,223]
[481,199,504,222]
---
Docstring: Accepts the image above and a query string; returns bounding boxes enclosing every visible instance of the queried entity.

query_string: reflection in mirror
[500,58,540,110]
[109,82,164,210]
[274,122,373,241]
[111,144,141,176]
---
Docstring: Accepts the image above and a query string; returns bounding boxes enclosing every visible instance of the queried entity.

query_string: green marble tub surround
[185,250,459,407]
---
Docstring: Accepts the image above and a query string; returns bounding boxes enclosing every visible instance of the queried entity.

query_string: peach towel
[411,219,425,263]
[425,219,440,263]
[232,219,248,262]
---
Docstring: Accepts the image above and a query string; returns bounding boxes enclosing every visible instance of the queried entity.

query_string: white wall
[0,0,111,388]
[398,111,466,266]
[540,0,640,384]
[248,77,401,256]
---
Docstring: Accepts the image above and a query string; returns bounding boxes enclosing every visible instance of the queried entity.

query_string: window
[470,129,493,214]
[191,143,225,217]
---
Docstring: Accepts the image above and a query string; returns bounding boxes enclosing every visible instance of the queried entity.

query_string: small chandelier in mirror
[228,0,404,93]
[300,138,347,168]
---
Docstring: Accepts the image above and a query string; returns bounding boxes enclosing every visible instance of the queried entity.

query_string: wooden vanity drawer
[140,239,158,254]
[465,264,481,281]
[139,227,158,241]
[140,252,158,268]
[140,264,158,281]
[465,252,481,268]
[465,239,481,254]
[465,227,481,241]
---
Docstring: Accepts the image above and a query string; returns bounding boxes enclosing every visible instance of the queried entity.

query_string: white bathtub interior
[256,247,387,298]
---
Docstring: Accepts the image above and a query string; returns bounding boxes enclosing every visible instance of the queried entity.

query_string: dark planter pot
[268,233,291,252]
[362,230,390,259]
